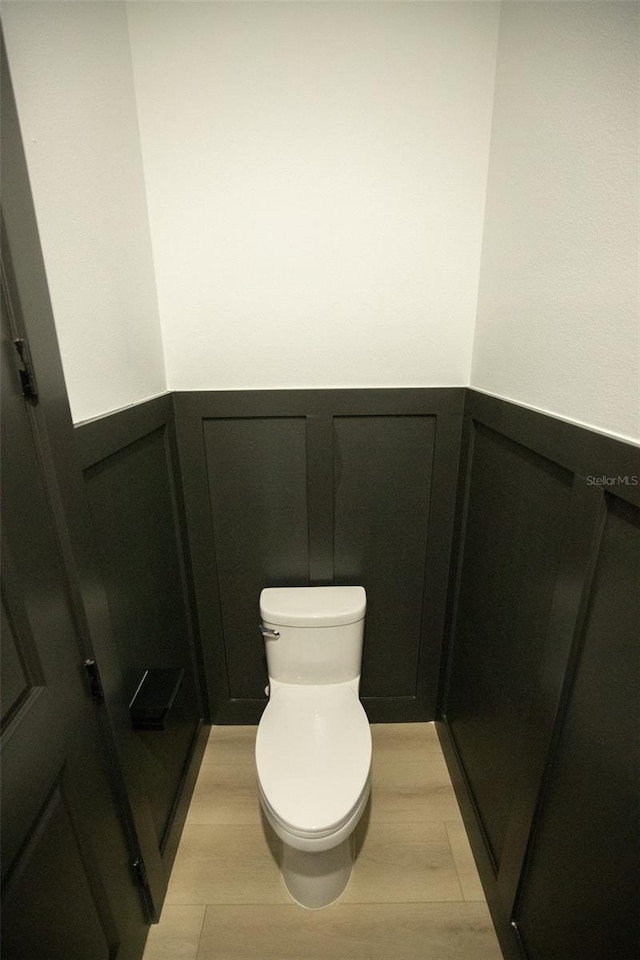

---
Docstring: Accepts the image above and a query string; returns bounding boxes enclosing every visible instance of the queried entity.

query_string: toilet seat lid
[256,683,371,835]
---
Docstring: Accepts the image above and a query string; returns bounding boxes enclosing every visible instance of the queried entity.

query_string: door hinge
[132,857,149,889]
[12,338,38,402]
[83,658,105,704]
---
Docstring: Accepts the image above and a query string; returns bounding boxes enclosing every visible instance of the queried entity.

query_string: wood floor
[142,723,502,960]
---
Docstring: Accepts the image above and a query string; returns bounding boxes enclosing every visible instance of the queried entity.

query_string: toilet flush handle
[259,625,280,640]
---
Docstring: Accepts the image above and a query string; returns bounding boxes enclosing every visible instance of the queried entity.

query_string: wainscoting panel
[76,395,206,878]
[333,415,435,700]
[439,390,640,960]
[174,389,464,724]
[514,492,640,960]
[203,417,309,701]
[445,422,573,870]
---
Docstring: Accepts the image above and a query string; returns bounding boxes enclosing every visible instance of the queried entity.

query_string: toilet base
[282,835,353,909]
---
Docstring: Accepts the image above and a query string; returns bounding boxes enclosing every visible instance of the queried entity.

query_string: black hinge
[13,338,38,402]
[132,857,149,889]
[83,658,105,703]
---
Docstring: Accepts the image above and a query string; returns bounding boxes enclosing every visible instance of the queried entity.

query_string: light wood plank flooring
[142,723,502,960]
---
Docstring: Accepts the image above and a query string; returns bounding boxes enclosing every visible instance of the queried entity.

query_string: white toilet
[255,585,372,909]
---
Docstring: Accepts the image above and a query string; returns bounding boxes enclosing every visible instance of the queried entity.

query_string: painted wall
[126,1,499,390]
[3,2,637,443]
[2,0,166,424]
[471,1,639,443]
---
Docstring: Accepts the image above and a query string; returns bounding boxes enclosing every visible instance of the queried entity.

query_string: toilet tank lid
[260,586,366,627]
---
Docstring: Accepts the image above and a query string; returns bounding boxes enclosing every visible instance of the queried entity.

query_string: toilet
[255,585,372,909]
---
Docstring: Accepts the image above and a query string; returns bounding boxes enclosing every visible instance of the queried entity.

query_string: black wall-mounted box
[129,668,184,730]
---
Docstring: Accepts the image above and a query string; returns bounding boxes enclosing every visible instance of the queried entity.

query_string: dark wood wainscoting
[75,395,208,881]
[70,386,638,960]
[439,390,640,960]
[173,389,464,723]
[513,490,639,960]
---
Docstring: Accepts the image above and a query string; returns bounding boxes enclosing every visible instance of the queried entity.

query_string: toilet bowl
[255,586,371,908]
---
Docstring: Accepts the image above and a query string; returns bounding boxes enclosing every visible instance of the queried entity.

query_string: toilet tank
[260,586,366,685]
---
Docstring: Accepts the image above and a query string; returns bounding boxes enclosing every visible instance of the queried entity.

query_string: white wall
[127,1,499,390]
[2,0,166,424]
[472,1,639,443]
[4,2,637,442]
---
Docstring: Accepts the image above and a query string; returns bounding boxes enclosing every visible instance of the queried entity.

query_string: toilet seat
[256,682,372,839]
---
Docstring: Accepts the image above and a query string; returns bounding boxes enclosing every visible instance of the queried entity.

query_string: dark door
[0,262,148,959]
[0,34,153,958]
